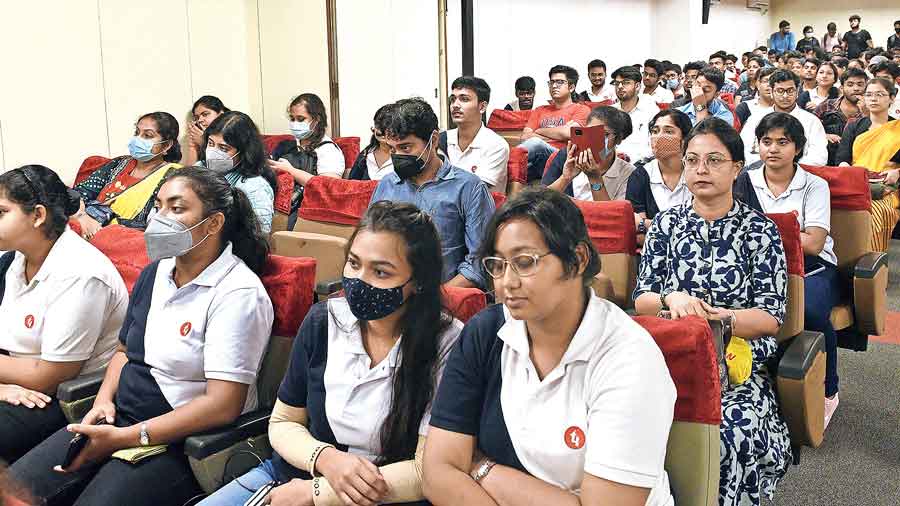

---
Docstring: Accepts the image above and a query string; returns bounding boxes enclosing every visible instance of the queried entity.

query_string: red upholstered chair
[261,134,294,155]
[442,286,487,323]
[506,147,528,196]
[271,176,377,291]
[490,192,507,209]
[487,109,532,148]
[719,93,735,111]
[581,100,614,109]
[800,165,886,349]
[572,199,638,308]
[89,225,150,293]
[633,315,721,506]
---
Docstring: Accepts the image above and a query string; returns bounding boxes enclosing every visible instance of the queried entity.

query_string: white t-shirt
[315,135,346,176]
[365,150,394,181]
[583,83,617,103]
[614,97,660,162]
[446,124,510,192]
[0,228,128,378]
[748,166,837,266]
[741,106,828,166]
[645,159,692,212]
[890,96,900,120]
[571,156,636,202]
[645,85,675,104]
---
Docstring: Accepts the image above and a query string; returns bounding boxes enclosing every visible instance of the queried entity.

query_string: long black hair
[344,200,452,465]
[0,165,81,240]
[363,104,392,154]
[136,112,182,163]
[288,93,328,149]
[192,95,230,116]
[162,167,270,274]
[200,111,278,192]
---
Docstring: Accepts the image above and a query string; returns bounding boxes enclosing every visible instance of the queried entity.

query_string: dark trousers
[0,400,68,464]
[10,427,202,506]
[803,258,841,397]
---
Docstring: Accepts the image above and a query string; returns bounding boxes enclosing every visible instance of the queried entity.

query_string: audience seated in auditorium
[612,66,658,161]
[741,70,828,166]
[74,112,182,238]
[268,93,346,223]
[737,66,778,126]
[734,112,842,428]
[676,66,735,126]
[348,104,394,181]
[671,61,705,108]
[798,61,840,111]
[199,201,462,506]
[577,59,617,103]
[832,56,849,78]
[519,65,590,181]
[371,98,494,290]
[183,95,229,167]
[543,106,635,201]
[642,59,675,104]
[842,15,873,60]
[784,51,805,77]
[504,76,536,111]
[442,77,511,193]
[662,62,685,100]
[836,77,900,252]
[627,109,693,244]
[724,54,740,80]
[196,111,277,234]
[735,56,764,104]
[0,166,128,465]
[634,118,790,506]
[770,20,797,55]
[9,167,274,506]
[708,52,740,94]
[815,67,867,165]
[799,57,821,92]
[423,187,676,506]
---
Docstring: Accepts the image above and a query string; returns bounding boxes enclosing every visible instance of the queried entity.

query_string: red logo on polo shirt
[24,315,35,329]
[564,426,586,450]
[470,165,478,173]
[179,322,192,336]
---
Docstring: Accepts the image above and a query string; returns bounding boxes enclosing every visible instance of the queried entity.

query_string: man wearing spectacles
[740,70,828,166]
[611,66,659,162]
[519,65,590,181]
[641,59,674,105]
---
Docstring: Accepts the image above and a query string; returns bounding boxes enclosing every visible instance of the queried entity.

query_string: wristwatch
[139,423,150,446]
[471,458,497,483]
[637,219,647,234]
[659,289,673,310]
[590,181,604,192]
[695,103,707,112]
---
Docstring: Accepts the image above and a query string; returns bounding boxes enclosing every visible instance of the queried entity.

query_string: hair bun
[64,188,82,217]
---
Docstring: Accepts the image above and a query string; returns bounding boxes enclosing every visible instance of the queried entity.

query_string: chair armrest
[777,330,824,380]
[853,251,888,278]
[852,252,889,336]
[184,410,271,460]
[56,370,105,402]
[271,231,348,286]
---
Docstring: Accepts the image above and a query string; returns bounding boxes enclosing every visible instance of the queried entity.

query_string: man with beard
[641,59,674,104]
[504,76,536,111]
[577,59,617,103]
[842,15,873,60]
[815,67,867,165]
[611,65,659,161]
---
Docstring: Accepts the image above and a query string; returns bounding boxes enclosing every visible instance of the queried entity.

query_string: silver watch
[471,459,497,483]
[139,423,150,446]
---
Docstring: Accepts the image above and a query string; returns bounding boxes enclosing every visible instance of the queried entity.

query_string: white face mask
[205,147,238,174]
[143,213,211,262]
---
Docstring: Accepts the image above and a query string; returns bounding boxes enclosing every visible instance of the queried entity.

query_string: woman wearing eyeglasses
[423,187,677,506]
[633,118,790,506]
[836,77,900,252]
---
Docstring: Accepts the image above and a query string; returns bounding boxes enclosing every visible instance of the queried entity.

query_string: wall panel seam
[97,0,112,156]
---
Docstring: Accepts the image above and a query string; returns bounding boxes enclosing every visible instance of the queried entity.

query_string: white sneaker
[824,392,840,430]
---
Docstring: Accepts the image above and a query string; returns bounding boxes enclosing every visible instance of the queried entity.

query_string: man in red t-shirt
[519,65,590,181]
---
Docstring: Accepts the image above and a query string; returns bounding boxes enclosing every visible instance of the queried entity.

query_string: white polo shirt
[0,228,127,378]
[645,85,675,104]
[583,84,617,103]
[446,125,510,192]
[614,97,660,162]
[141,243,274,413]
[365,150,394,181]
[431,290,676,505]
[646,159,692,211]
[316,135,346,176]
[571,155,636,202]
[741,106,829,166]
[748,166,837,266]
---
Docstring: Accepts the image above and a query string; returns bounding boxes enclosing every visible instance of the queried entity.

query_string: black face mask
[895,27,900,33]
[392,133,435,180]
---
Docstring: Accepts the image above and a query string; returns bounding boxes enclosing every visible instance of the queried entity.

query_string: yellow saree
[852,120,900,251]
[106,162,179,224]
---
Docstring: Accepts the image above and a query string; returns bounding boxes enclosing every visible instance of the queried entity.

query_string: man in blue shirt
[370,98,495,290]
[770,20,796,55]
[677,66,735,126]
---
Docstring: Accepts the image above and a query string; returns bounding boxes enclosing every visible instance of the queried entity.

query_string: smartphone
[570,125,610,162]
[243,480,280,506]
[804,260,826,278]
[60,419,107,469]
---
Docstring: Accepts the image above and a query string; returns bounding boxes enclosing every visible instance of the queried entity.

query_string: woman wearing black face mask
[198,200,462,506]
[11,167,274,506]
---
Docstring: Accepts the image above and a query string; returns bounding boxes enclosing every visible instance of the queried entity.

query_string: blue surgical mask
[342,276,410,321]
[665,79,680,90]
[205,147,238,174]
[128,136,165,162]
[289,120,312,140]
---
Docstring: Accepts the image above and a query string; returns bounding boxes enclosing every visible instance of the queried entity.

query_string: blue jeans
[803,257,841,397]
[519,137,558,182]
[197,459,279,506]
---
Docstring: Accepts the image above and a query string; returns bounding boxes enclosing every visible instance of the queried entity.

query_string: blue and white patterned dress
[634,199,791,506]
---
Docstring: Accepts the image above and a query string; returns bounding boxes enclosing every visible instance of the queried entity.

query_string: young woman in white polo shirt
[0,165,128,464]
[198,200,462,506]
[423,187,677,506]
[10,167,274,506]
[734,112,842,428]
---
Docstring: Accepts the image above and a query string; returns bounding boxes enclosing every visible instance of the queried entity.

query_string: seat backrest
[256,254,317,409]
[261,135,360,171]
[581,100,614,109]
[506,147,528,196]
[294,176,378,236]
[490,192,507,209]
[441,286,487,323]
[90,225,150,294]
[800,165,872,276]
[634,315,721,506]
[261,134,294,155]
[486,109,532,131]
[75,156,113,186]
[766,213,805,341]
[572,199,638,308]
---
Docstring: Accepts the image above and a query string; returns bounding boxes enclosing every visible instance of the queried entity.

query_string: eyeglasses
[683,154,734,171]
[613,80,635,88]
[641,72,658,78]
[772,88,797,97]
[548,79,570,88]
[863,92,890,99]
[482,252,551,279]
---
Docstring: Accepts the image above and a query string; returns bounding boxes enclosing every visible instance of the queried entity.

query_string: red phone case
[570,125,609,162]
